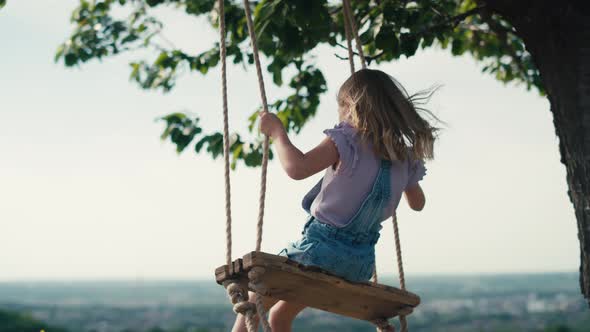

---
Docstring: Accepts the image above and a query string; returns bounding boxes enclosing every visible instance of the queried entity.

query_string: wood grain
[215,251,420,322]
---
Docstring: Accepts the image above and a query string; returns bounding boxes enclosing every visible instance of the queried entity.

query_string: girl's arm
[259,112,339,180]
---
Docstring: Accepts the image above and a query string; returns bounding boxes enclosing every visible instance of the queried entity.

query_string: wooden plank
[215,258,245,281]
[214,264,231,281]
[243,251,419,305]
[215,251,420,322]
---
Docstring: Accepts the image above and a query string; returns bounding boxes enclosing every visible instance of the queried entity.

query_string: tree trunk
[482,0,590,306]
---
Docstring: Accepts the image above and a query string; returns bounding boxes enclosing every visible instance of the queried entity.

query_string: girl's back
[309,121,426,228]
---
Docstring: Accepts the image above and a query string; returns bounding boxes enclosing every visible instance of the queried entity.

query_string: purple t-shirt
[310,122,426,227]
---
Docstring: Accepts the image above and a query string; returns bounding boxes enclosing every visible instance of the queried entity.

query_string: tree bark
[481,0,590,306]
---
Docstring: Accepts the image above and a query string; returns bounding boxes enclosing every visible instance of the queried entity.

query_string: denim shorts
[279,217,376,283]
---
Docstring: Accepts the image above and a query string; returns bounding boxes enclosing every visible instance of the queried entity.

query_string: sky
[0,1,579,281]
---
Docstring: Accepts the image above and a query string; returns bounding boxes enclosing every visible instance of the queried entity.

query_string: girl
[233,68,439,332]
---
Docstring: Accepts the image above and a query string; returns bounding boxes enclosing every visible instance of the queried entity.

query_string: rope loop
[372,318,394,332]
[226,282,247,304]
[255,293,272,332]
[399,315,408,332]
[224,280,257,332]
[248,267,271,332]
[233,301,257,316]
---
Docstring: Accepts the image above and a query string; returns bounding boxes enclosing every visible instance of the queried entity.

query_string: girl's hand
[259,112,285,139]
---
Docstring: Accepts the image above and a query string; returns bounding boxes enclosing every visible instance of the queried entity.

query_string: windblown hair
[337,69,441,161]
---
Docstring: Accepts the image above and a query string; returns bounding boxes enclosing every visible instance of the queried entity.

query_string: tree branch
[479,10,528,75]
[334,47,385,65]
[480,8,517,35]
[420,5,487,35]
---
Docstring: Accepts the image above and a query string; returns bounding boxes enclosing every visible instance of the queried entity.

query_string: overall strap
[379,159,392,200]
[337,158,393,236]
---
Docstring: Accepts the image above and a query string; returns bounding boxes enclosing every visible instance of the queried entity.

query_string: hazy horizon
[0,270,580,283]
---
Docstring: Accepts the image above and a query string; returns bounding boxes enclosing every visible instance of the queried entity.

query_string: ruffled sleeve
[323,122,359,176]
[407,158,427,189]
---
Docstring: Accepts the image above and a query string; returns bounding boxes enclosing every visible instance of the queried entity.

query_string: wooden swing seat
[215,251,420,322]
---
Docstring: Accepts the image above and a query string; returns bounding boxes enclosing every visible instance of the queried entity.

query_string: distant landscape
[1,273,589,332]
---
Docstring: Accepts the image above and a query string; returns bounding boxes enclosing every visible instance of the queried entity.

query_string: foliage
[56,0,541,167]
[0,309,69,332]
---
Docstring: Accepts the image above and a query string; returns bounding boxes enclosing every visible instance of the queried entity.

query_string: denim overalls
[280,160,392,283]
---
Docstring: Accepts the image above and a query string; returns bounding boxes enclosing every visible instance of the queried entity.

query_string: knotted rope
[218,0,271,330]
[225,281,257,332]
[249,267,271,332]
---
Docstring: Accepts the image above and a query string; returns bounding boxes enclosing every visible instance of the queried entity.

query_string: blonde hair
[337,69,441,162]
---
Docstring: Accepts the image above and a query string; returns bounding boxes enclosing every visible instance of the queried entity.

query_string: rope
[225,281,257,332]
[342,0,355,73]
[372,265,378,283]
[373,318,394,332]
[241,0,272,329]
[218,2,259,331]
[249,267,271,332]
[392,215,406,290]
[372,264,390,331]
[342,0,366,69]
[241,0,270,254]
[392,214,408,332]
[217,0,233,269]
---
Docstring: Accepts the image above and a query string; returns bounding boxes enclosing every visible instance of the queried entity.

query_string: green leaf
[64,53,78,66]
[195,137,207,153]
[154,52,169,66]
[248,111,259,132]
[400,33,419,57]
[451,37,466,55]
[55,44,65,63]
[421,33,435,49]
[268,58,287,86]
[121,33,139,44]
[145,0,164,7]
[375,27,399,55]
[231,144,243,170]
[0,0,6,9]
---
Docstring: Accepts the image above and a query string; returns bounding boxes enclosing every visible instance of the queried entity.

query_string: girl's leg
[268,300,306,332]
[231,292,279,332]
